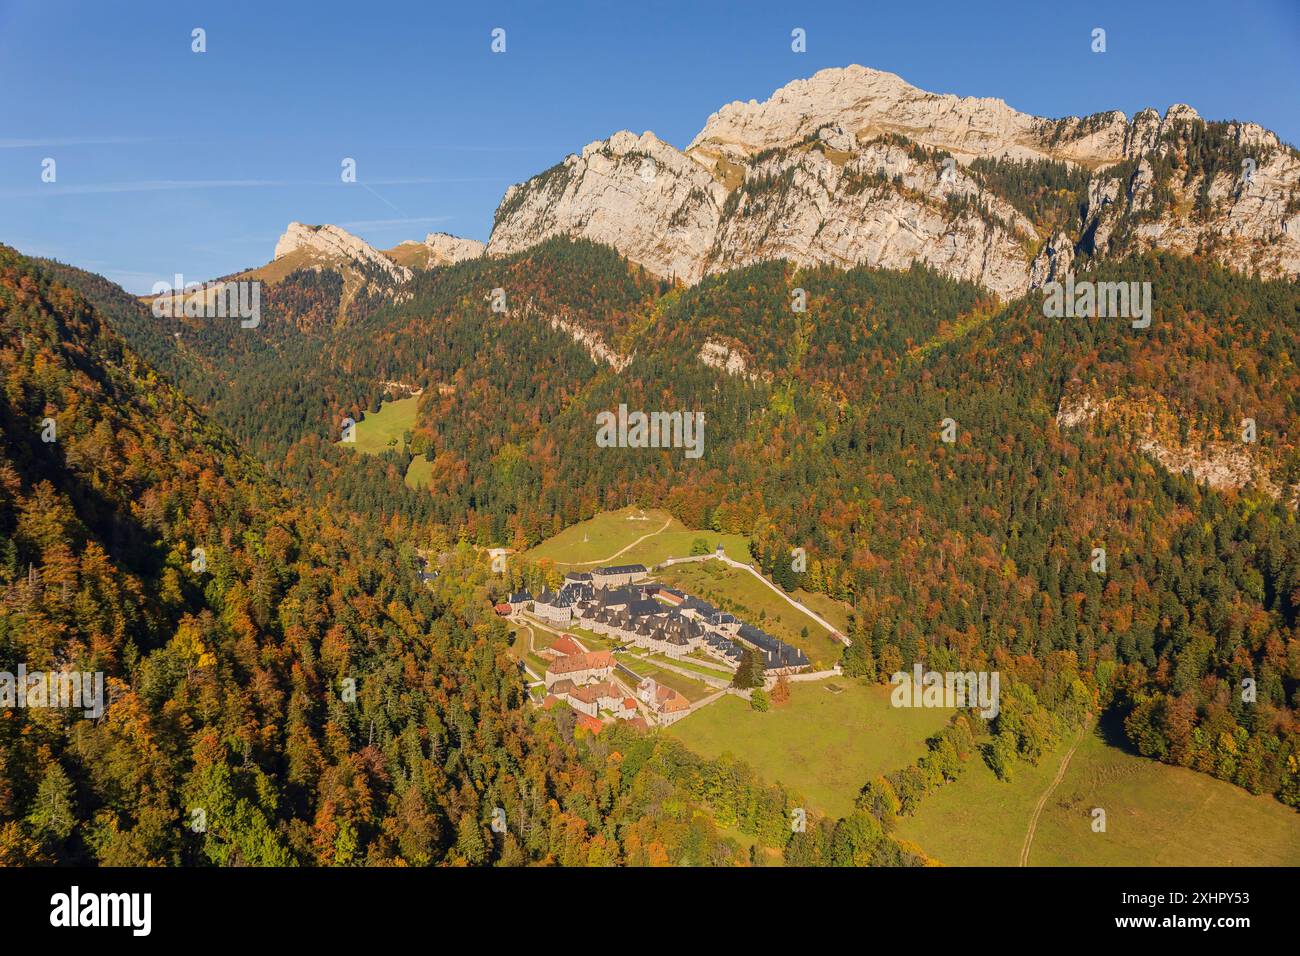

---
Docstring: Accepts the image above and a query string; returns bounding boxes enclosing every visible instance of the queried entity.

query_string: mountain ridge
[487,64,1300,294]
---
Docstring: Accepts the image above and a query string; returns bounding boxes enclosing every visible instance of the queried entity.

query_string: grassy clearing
[895,732,1061,866]
[644,652,733,681]
[794,587,852,636]
[898,725,1300,866]
[555,623,621,654]
[525,508,683,565]
[343,396,419,455]
[668,680,953,819]
[714,824,783,866]
[405,455,433,489]
[524,508,751,568]
[616,530,752,567]
[504,621,550,678]
[656,560,843,670]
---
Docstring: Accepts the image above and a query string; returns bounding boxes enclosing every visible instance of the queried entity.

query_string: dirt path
[568,516,673,566]
[668,552,847,644]
[514,621,543,683]
[1019,721,1090,866]
[719,554,845,642]
[691,688,730,711]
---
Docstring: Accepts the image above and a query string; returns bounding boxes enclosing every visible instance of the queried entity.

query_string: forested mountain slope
[61,235,1300,808]
[4,243,855,866]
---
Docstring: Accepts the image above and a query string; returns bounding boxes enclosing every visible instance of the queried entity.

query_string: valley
[506,506,1300,866]
[4,19,1299,882]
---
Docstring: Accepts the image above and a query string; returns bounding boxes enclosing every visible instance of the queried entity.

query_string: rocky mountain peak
[422,232,485,265]
[487,65,1300,297]
[487,129,728,283]
[686,64,1130,168]
[274,222,412,283]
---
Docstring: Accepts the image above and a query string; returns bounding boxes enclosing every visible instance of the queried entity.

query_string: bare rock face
[548,314,631,371]
[699,339,768,382]
[275,222,412,283]
[487,130,727,283]
[1079,107,1300,281]
[1056,387,1297,505]
[688,65,1130,168]
[1029,231,1075,288]
[705,137,1036,297]
[487,65,1300,297]
[422,232,485,266]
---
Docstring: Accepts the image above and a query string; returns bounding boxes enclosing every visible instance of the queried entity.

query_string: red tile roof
[572,681,620,704]
[576,713,604,734]
[655,686,691,712]
[548,650,614,676]
[548,635,582,657]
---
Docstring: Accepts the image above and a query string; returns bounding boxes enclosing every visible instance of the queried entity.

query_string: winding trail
[566,516,674,566]
[660,552,848,645]
[1019,720,1091,866]
[514,621,544,683]
[715,554,847,643]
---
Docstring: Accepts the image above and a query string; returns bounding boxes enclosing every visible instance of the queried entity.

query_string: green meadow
[525,507,750,567]
[339,396,438,491]
[405,455,434,489]
[898,726,1300,866]
[615,529,752,567]
[525,507,683,565]
[668,680,953,819]
[614,653,715,703]
[345,396,419,454]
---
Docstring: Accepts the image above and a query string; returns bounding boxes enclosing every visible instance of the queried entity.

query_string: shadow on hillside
[1095,705,1136,753]
[0,390,165,588]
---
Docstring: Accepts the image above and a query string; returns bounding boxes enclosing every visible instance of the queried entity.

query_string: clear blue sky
[2,0,1297,292]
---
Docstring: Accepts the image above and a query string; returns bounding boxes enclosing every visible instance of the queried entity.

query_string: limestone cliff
[487,65,1300,296]
[274,222,412,284]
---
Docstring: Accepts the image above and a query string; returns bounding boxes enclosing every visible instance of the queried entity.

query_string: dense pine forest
[7,220,1299,866]
[3,243,951,865]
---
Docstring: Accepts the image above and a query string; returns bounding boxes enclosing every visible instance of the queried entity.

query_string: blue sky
[2,0,1297,292]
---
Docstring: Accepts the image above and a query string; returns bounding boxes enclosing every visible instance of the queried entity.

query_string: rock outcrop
[422,232,485,266]
[1056,387,1297,505]
[1073,106,1300,281]
[548,314,631,372]
[275,222,413,284]
[487,65,1300,297]
[698,340,768,382]
[705,136,1036,298]
[489,131,727,284]
[687,65,1130,169]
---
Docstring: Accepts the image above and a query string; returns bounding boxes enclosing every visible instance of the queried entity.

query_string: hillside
[1,243,841,867]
